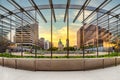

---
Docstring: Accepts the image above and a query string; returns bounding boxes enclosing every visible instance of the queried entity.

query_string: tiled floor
[0,66,120,80]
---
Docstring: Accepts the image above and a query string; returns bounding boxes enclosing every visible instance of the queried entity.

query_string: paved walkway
[0,65,120,80]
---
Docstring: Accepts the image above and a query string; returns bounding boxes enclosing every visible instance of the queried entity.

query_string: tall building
[38,37,45,49]
[49,42,53,48]
[77,24,113,49]
[66,39,69,47]
[44,40,50,50]
[15,23,38,47]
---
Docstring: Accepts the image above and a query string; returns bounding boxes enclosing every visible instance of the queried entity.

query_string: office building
[14,23,38,47]
[77,24,113,49]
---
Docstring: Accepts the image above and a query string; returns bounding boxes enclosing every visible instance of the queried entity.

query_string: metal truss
[49,0,56,22]
[83,0,112,23]
[28,0,47,23]
[64,0,70,22]
[90,4,120,24]
[73,0,91,23]
[0,5,30,24]
[7,0,36,22]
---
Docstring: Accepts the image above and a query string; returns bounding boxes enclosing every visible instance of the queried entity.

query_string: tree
[64,47,75,51]
[47,47,58,51]
[0,36,10,53]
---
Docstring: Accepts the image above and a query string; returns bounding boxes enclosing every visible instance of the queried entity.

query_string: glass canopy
[0,0,120,58]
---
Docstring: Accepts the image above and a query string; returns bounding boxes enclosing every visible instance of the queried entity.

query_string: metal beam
[29,0,47,23]
[98,13,120,25]
[0,20,16,27]
[73,0,91,23]
[0,5,30,24]
[0,24,14,29]
[0,32,8,35]
[0,28,11,32]
[83,0,111,23]
[49,0,56,22]
[109,24,120,31]
[7,0,36,22]
[3,4,118,20]
[99,17,118,26]
[50,3,53,58]
[0,30,9,33]
[101,20,120,28]
[90,4,120,24]
[111,29,120,34]
[0,14,21,25]
[64,0,70,22]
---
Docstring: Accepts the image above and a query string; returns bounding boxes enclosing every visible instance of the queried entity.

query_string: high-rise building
[14,23,38,47]
[77,24,113,49]
[44,40,50,50]
[38,37,45,49]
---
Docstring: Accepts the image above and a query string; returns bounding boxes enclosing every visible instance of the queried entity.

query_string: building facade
[44,40,50,50]
[38,37,45,49]
[77,24,113,49]
[14,23,38,47]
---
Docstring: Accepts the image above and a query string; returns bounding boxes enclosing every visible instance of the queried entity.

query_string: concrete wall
[16,59,35,71]
[104,58,116,67]
[4,58,16,68]
[0,57,120,71]
[36,59,51,71]
[84,58,103,70]
[0,57,3,65]
[117,57,120,65]
[65,59,84,70]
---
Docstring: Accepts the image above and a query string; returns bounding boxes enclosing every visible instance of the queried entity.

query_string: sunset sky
[38,9,84,47]
[1,0,119,47]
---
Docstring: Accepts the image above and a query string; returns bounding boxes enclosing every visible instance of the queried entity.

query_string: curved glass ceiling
[0,0,120,41]
[0,0,119,23]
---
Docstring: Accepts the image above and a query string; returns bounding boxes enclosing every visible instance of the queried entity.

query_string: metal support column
[107,15,110,55]
[35,10,37,58]
[21,13,23,57]
[1,20,4,66]
[96,12,99,57]
[9,15,12,56]
[82,8,85,58]
[117,19,119,56]
[67,6,69,58]
[51,8,53,58]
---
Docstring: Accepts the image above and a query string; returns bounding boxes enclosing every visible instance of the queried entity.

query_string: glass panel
[1,0,16,11]
[34,0,49,5]
[71,0,86,5]
[103,0,120,12]
[53,0,67,4]
[15,0,32,8]
[38,9,51,58]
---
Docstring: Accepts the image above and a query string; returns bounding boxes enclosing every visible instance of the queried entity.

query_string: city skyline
[2,0,119,47]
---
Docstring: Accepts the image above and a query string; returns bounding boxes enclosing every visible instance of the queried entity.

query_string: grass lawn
[0,52,120,58]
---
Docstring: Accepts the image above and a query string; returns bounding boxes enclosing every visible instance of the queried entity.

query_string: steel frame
[73,0,91,23]
[83,0,112,23]
[90,4,120,24]
[64,0,70,22]
[29,0,47,23]
[49,0,56,22]
[7,0,36,22]
[0,5,30,24]
[0,20,16,28]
